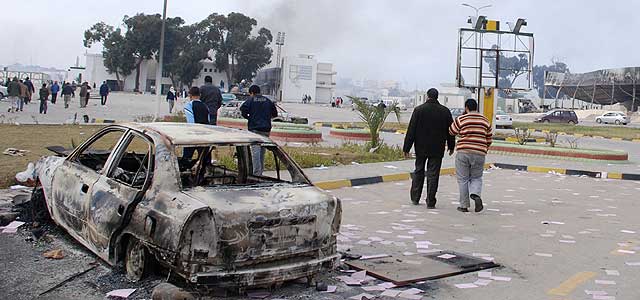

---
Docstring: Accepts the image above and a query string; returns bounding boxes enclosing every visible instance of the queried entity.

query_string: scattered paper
[381,290,401,297]
[360,254,390,260]
[349,293,375,300]
[323,285,337,293]
[559,240,576,244]
[438,254,456,259]
[491,276,512,282]
[605,270,620,276]
[106,289,136,298]
[617,249,635,254]
[473,279,492,286]
[2,221,25,233]
[478,271,493,278]
[378,282,397,289]
[620,230,636,234]
[362,286,386,292]
[454,283,478,289]
[625,262,640,266]
[534,252,553,257]
[595,280,616,285]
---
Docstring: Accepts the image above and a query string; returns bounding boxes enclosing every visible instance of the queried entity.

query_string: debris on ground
[3,147,30,157]
[1,220,25,233]
[247,290,271,299]
[106,288,137,299]
[43,249,65,259]
[151,283,194,300]
[15,162,36,186]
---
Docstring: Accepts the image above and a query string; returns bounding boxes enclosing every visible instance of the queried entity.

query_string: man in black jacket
[200,76,223,125]
[240,85,278,175]
[403,88,455,208]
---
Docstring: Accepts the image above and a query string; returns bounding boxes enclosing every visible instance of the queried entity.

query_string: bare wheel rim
[126,239,146,282]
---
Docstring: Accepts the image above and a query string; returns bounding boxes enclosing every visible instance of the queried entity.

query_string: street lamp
[461,3,492,19]
[155,0,168,120]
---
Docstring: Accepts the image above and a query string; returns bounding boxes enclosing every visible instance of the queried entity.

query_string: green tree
[533,59,570,98]
[201,12,272,85]
[164,23,209,88]
[83,23,135,90]
[348,96,401,150]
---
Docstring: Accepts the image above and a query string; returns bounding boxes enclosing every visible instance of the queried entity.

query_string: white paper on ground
[473,253,491,257]
[625,261,640,266]
[620,230,636,234]
[454,283,478,289]
[401,288,424,294]
[605,270,620,276]
[559,240,576,244]
[323,286,337,293]
[106,289,136,298]
[360,254,390,260]
[380,290,401,297]
[585,290,608,295]
[378,282,397,289]
[437,254,456,259]
[534,252,553,257]
[361,286,386,292]
[473,279,492,286]
[594,279,616,285]
[491,276,512,282]
[593,296,615,300]
[349,293,375,300]
[478,271,493,278]
[617,249,636,254]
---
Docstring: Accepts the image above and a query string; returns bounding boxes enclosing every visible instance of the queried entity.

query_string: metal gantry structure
[544,68,640,112]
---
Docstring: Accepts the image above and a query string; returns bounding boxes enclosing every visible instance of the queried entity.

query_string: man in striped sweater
[449,99,493,213]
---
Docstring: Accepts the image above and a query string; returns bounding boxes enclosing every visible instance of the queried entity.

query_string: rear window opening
[176,143,310,189]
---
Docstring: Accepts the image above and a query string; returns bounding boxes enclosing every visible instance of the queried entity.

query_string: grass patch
[0,124,405,188]
[513,122,640,139]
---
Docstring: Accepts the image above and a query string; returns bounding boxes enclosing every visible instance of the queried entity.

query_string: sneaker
[471,194,484,212]
[427,205,436,209]
[411,200,419,205]
[457,207,469,212]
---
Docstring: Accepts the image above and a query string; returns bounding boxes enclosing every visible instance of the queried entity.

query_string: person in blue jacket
[240,85,278,175]
[182,87,210,163]
[50,81,60,104]
[99,81,110,105]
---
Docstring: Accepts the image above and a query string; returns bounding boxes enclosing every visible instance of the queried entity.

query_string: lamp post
[461,3,492,20]
[461,3,491,101]
[155,0,168,120]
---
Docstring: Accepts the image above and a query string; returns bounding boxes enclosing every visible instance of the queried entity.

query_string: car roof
[122,122,272,145]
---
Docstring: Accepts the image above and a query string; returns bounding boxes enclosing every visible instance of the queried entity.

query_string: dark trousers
[51,93,57,104]
[101,95,108,105]
[209,113,217,125]
[39,99,47,114]
[410,155,443,206]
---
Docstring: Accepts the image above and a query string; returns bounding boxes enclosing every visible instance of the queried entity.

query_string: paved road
[330,169,640,299]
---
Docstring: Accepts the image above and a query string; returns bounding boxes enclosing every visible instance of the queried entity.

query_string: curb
[313,162,640,190]
[523,128,640,143]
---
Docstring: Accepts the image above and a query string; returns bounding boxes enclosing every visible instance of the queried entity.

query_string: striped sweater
[449,113,493,155]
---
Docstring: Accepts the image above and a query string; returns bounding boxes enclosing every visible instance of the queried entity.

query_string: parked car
[0,85,7,99]
[32,123,341,287]
[220,98,309,124]
[534,109,579,124]
[450,108,465,119]
[595,111,630,125]
[221,93,237,104]
[495,110,513,128]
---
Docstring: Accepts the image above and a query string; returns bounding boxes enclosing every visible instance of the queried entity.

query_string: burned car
[33,122,341,287]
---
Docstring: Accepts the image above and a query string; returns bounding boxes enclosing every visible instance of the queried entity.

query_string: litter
[349,293,375,300]
[474,279,492,286]
[1,221,25,233]
[478,271,492,278]
[3,148,30,157]
[360,254,390,260]
[490,276,512,281]
[626,261,640,266]
[605,270,620,276]
[437,254,456,259]
[381,290,401,297]
[620,230,636,234]
[534,252,553,257]
[454,283,478,289]
[9,185,29,190]
[384,165,398,169]
[323,285,337,293]
[617,249,635,254]
[43,249,65,259]
[312,165,329,170]
[559,240,576,244]
[106,289,136,299]
[361,286,386,292]
[594,280,616,285]
[585,290,608,296]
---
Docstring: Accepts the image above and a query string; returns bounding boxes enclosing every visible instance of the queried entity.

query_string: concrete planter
[329,128,371,141]
[490,141,628,161]
[217,118,322,143]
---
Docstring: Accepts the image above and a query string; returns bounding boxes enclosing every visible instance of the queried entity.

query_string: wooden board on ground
[345,251,499,286]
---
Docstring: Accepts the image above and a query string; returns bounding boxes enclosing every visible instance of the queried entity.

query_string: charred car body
[33,123,341,287]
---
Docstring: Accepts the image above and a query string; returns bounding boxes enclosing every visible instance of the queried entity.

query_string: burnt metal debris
[32,122,342,288]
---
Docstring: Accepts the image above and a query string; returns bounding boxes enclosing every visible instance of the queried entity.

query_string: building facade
[278,54,336,103]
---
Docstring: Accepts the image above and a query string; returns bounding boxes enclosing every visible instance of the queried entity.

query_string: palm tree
[348,96,401,150]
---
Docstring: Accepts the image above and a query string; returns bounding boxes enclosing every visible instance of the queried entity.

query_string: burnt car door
[86,131,153,260]
[50,128,127,248]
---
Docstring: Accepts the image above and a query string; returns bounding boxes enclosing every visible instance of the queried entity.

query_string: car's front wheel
[125,238,148,282]
[596,118,602,124]
[615,119,621,125]
[543,119,550,124]
[568,120,576,125]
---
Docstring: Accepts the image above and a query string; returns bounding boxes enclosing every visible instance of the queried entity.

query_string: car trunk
[182,184,338,267]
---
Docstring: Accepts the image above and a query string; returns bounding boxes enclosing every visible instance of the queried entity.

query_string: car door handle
[81,184,89,193]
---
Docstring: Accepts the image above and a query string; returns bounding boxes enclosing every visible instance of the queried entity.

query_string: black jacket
[240,95,278,132]
[403,99,455,157]
[200,83,223,116]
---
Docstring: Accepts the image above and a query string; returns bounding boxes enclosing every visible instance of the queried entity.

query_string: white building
[279,54,336,103]
[74,53,227,94]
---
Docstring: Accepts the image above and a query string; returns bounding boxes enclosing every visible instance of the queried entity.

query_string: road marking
[527,166,566,174]
[607,172,623,179]
[315,179,351,190]
[382,173,410,182]
[547,271,597,296]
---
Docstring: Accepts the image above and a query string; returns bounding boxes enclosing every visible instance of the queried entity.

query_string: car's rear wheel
[543,119,550,124]
[615,119,621,125]
[568,120,576,125]
[125,237,148,282]
[596,118,602,124]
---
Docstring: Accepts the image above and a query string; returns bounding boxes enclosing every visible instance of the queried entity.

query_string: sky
[2,0,640,89]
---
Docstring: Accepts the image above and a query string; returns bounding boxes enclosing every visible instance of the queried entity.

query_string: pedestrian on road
[99,81,109,105]
[18,80,27,112]
[39,83,50,114]
[402,88,456,208]
[50,81,60,104]
[61,82,73,109]
[80,82,91,108]
[240,85,278,176]
[166,86,176,113]
[200,76,223,125]
[449,98,493,213]
[6,77,21,113]
[182,86,210,162]
[71,81,77,98]
[24,77,34,104]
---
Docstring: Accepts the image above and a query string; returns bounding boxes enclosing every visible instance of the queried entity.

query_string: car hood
[181,184,339,263]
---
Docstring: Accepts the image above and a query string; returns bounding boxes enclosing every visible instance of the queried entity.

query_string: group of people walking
[181,75,277,175]
[403,88,493,213]
[5,78,111,113]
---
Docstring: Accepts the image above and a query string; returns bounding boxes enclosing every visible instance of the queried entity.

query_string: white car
[0,85,7,99]
[495,110,513,128]
[595,112,630,125]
